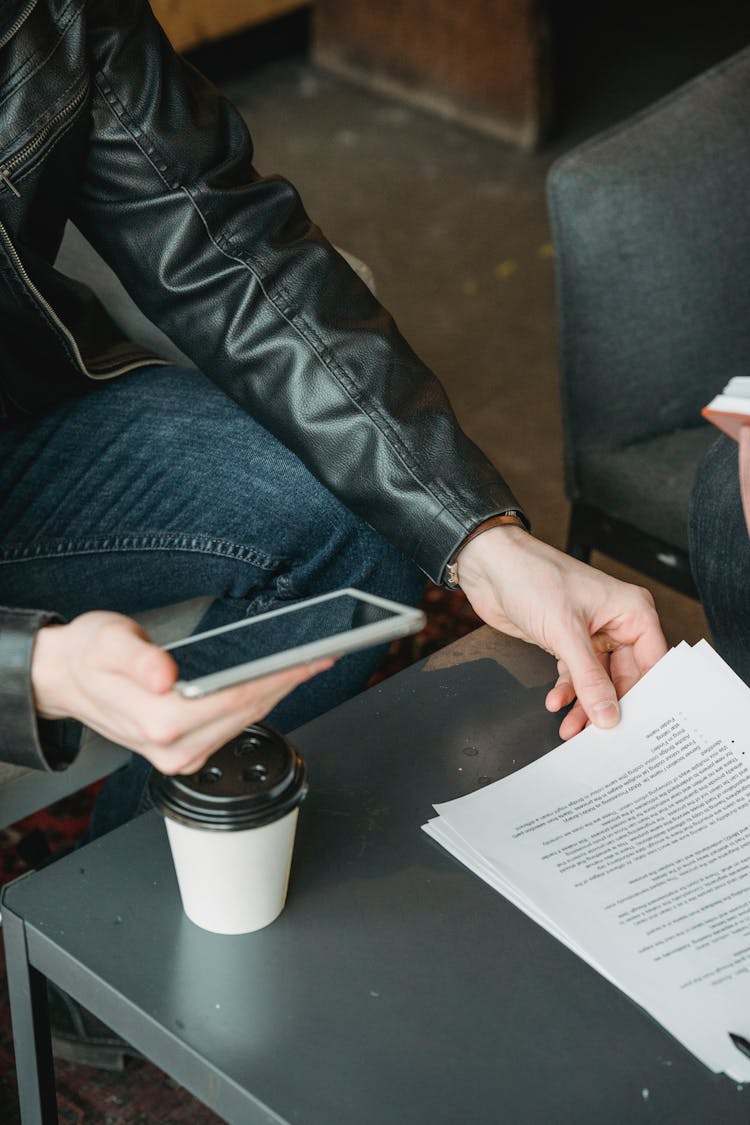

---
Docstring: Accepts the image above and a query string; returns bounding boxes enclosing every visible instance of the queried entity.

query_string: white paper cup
[149,725,308,935]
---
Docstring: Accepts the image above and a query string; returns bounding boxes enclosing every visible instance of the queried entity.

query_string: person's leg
[0,366,425,833]
[689,433,750,684]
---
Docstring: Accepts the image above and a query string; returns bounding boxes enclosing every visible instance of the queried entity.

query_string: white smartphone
[165,587,426,698]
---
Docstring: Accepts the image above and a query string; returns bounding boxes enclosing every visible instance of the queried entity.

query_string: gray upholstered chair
[546,44,750,598]
[0,225,374,828]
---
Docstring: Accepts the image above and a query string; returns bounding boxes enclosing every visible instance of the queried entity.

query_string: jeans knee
[688,435,750,679]
[333,515,425,606]
[367,532,425,606]
[689,436,742,587]
[288,486,424,606]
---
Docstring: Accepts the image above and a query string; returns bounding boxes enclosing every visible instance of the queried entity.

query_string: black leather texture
[0,0,524,769]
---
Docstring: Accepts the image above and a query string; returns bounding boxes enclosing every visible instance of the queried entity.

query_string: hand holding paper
[455,525,667,739]
[424,641,750,1081]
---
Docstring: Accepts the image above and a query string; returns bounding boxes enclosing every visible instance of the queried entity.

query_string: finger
[240,655,335,707]
[597,589,666,677]
[558,699,589,740]
[629,616,668,676]
[545,660,576,712]
[545,680,576,712]
[151,744,219,776]
[148,695,289,775]
[608,644,641,700]
[546,645,611,714]
[555,625,620,730]
[552,647,616,738]
[179,656,335,723]
[144,657,336,772]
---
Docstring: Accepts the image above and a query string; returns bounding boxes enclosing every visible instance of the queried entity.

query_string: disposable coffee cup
[149,724,308,935]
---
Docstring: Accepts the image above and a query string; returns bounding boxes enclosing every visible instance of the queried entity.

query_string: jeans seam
[0,531,285,572]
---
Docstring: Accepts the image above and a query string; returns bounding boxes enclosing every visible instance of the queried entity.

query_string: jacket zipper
[0,218,155,381]
[0,77,88,198]
[0,0,37,52]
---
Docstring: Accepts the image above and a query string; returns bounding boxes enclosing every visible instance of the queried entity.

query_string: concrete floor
[196,7,750,651]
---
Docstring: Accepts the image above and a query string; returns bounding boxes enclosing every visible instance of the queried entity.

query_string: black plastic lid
[148,724,308,831]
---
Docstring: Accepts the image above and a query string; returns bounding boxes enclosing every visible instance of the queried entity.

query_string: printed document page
[424,641,750,1080]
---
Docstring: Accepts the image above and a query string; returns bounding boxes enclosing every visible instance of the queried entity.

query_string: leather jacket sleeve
[0,0,528,772]
[73,0,526,585]
[0,607,81,771]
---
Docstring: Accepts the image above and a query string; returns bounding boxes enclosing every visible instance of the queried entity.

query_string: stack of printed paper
[423,641,750,1081]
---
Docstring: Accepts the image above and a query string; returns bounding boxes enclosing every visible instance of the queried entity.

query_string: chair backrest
[547,45,750,493]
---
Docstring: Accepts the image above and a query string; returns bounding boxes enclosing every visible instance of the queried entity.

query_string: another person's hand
[31,612,333,775]
[455,525,667,739]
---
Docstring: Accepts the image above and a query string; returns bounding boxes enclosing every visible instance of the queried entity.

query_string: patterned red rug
[0,586,480,1124]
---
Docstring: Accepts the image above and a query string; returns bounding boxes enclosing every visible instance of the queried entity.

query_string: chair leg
[564,501,699,598]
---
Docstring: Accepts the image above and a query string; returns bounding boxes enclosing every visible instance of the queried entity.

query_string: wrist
[444,511,528,589]
[31,624,70,719]
[456,523,529,590]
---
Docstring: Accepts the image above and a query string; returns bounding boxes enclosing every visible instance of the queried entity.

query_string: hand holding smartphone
[165,587,426,698]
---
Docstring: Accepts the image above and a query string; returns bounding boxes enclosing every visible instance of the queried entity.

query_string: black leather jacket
[0,0,524,770]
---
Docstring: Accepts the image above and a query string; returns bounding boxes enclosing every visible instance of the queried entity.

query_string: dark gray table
[3,629,748,1124]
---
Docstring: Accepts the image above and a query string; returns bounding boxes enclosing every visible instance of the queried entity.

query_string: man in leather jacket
[0,0,666,799]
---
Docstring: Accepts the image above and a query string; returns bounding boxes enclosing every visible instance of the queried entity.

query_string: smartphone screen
[166,589,424,696]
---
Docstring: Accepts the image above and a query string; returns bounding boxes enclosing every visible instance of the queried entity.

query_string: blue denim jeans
[689,433,750,685]
[0,365,425,835]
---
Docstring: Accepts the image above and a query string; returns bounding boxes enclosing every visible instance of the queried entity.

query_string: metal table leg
[2,899,59,1125]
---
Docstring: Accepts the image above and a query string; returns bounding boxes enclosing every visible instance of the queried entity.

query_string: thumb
[558,628,620,730]
[100,619,178,694]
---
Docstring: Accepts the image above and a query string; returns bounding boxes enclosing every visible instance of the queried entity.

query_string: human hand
[31,611,334,774]
[454,526,667,739]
